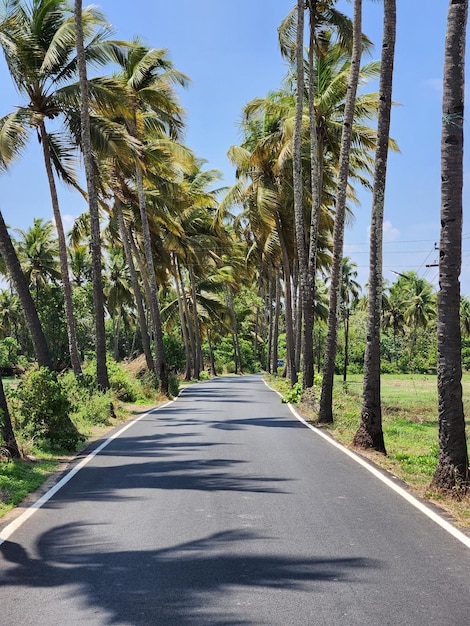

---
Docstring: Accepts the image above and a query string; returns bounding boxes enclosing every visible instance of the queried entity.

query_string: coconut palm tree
[109,40,188,394]
[0,375,21,459]
[0,0,111,375]
[353,0,396,454]
[15,218,61,304]
[339,256,361,382]
[318,0,363,419]
[432,0,469,492]
[0,210,53,369]
[74,0,108,387]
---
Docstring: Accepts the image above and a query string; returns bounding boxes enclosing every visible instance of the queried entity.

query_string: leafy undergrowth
[265,372,470,529]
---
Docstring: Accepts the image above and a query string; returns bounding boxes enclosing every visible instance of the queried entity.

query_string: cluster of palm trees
[0,1,467,491]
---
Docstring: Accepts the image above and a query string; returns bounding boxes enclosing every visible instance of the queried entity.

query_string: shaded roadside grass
[265,372,470,528]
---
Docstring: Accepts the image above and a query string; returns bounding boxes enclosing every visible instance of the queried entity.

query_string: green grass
[0,454,59,517]
[266,372,470,527]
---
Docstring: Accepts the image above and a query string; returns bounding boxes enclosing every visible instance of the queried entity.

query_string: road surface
[0,374,469,625]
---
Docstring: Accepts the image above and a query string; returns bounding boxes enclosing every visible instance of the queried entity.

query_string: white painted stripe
[0,401,173,546]
[263,378,470,550]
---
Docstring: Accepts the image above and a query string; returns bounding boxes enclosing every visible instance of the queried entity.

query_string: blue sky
[0,1,468,293]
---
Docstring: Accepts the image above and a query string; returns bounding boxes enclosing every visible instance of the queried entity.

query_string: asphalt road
[0,374,469,625]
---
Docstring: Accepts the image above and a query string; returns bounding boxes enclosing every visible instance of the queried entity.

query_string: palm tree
[402,275,436,365]
[339,256,361,382]
[15,218,61,304]
[74,0,108,387]
[319,0,363,420]
[353,0,396,454]
[110,41,188,394]
[432,0,469,492]
[0,0,113,375]
[0,211,53,369]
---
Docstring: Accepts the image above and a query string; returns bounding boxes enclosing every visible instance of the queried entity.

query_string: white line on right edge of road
[0,401,174,547]
[263,378,470,550]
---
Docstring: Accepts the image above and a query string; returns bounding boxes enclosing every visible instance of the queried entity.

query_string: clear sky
[0,1,468,293]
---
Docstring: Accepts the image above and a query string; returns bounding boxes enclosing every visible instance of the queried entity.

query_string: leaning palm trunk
[319,0,363,422]
[432,0,469,492]
[0,210,53,369]
[0,375,21,459]
[38,121,82,376]
[177,259,197,379]
[272,266,281,373]
[74,0,109,389]
[353,0,395,453]
[116,198,154,372]
[135,163,169,395]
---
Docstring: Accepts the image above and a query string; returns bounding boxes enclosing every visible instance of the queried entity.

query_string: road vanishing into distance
[1,374,469,625]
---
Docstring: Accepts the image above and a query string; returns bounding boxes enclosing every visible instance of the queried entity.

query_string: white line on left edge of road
[263,378,470,551]
[0,401,174,546]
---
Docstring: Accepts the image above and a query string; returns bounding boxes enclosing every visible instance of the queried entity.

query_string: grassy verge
[0,396,173,520]
[265,372,470,529]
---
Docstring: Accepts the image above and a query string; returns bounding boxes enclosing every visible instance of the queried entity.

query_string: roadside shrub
[13,366,82,450]
[139,369,159,398]
[168,375,179,398]
[70,389,116,426]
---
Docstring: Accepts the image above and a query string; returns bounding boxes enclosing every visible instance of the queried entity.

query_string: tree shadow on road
[0,526,379,625]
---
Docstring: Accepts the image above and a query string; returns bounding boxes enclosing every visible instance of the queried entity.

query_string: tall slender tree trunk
[116,199,154,372]
[303,0,323,391]
[0,375,21,458]
[275,215,297,386]
[319,0,363,422]
[266,272,274,374]
[273,266,281,373]
[177,259,197,378]
[292,0,314,388]
[0,211,53,369]
[135,163,168,395]
[74,0,108,389]
[353,0,395,453]
[188,263,202,379]
[432,0,469,492]
[207,329,217,377]
[38,121,82,376]
[172,255,192,380]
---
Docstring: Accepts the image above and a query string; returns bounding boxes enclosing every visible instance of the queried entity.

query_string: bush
[168,375,179,398]
[13,366,82,450]
[70,390,116,426]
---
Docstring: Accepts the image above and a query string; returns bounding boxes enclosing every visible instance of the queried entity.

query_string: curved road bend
[0,374,469,625]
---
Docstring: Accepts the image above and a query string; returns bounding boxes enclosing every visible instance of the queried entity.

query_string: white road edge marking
[263,378,470,550]
[0,401,174,546]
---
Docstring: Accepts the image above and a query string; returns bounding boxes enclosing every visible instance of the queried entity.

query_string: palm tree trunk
[303,0,323,391]
[188,263,202,379]
[0,211,53,369]
[207,329,217,376]
[432,0,469,492]
[74,0,108,389]
[353,0,395,454]
[318,0,363,422]
[135,164,168,395]
[116,199,154,372]
[343,310,350,383]
[275,214,297,386]
[0,375,21,458]
[273,266,281,373]
[266,272,274,374]
[177,259,196,379]
[293,0,314,389]
[38,121,82,376]
[173,256,192,380]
